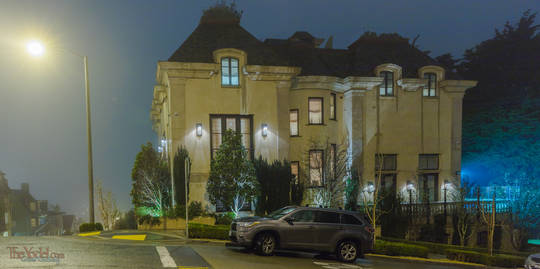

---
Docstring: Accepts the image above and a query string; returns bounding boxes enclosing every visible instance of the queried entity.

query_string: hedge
[188,223,229,240]
[446,249,525,268]
[79,223,104,233]
[373,240,429,258]
[379,236,531,257]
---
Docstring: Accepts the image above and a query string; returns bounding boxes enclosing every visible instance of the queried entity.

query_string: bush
[79,222,104,233]
[137,215,162,226]
[166,205,186,219]
[188,223,229,240]
[188,201,204,218]
[446,249,525,268]
[373,240,429,258]
[214,212,234,225]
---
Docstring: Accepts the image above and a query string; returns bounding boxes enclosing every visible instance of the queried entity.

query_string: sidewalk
[365,253,486,268]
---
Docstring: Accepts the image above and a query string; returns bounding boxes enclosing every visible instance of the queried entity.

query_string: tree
[359,152,387,244]
[130,142,170,216]
[477,188,497,256]
[96,180,120,231]
[344,168,359,211]
[452,179,475,246]
[172,147,191,206]
[254,157,294,215]
[114,209,137,230]
[206,129,259,217]
[305,139,349,209]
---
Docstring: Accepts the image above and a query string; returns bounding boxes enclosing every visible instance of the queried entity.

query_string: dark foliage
[418,214,447,243]
[188,201,204,218]
[446,249,524,268]
[214,212,235,225]
[188,223,229,240]
[114,210,137,230]
[173,147,190,207]
[344,168,359,211]
[137,215,161,226]
[254,157,297,215]
[379,191,409,238]
[79,222,104,233]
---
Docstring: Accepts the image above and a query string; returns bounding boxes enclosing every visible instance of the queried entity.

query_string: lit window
[379,71,394,96]
[290,109,299,136]
[210,115,252,159]
[221,57,239,86]
[419,154,439,170]
[309,150,324,186]
[291,161,299,182]
[330,144,336,177]
[308,97,323,125]
[375,154,397,171]
[31,218,36,228]
[330,93,336,120]
[423,73,437,97]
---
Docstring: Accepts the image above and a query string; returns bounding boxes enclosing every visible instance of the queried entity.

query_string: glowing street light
[26,40,96,224]
[26,40,45,57]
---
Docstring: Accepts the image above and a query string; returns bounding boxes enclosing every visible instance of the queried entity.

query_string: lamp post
[406,181,415,219]
[27,41,95,224]
[443,180,451,224]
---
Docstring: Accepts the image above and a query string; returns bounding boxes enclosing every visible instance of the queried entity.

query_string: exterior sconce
[406,181,415,191]
[443,180,452,190]
[366,182,375,193]
[261,123,268,137]
[196,123,202,137]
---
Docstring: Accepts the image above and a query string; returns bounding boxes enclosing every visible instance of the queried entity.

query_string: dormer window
[379,71,394,96]
[221,57,239,86]
[423,73,437,97]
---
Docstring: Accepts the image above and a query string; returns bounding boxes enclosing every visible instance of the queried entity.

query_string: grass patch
[373,240,429,258]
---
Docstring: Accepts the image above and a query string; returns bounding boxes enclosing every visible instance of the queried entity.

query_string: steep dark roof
[168,21,287,66]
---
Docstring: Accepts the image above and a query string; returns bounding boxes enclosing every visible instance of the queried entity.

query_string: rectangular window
[379,71,394,96]
[290,109,299,136]
[423,73,437,97]
[221,57,239,86]
[314,211,340,223]
[330,93,336,120]
[419,173,439,202]
[210,115,253,159]
[291,161,299,182]
[309,150,324,186]
[308,97,323,125]
[380,174,397,193]
[419,154,439,170]
[375,154,397,171]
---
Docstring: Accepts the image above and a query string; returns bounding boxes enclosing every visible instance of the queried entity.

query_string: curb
[365,254,486,268]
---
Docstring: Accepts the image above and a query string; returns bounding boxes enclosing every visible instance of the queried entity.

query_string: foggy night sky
[0,0,538,221]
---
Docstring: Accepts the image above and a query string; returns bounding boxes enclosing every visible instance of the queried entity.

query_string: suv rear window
[290,210,315,222]
[341,214,363,225]
[314,211,339,223]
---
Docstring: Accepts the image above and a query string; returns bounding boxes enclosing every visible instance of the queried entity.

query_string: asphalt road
[0,235,472,269]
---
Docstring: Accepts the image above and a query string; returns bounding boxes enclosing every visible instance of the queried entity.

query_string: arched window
[423,73,437,97]
[379,71,394,96]
[221,57,239,86]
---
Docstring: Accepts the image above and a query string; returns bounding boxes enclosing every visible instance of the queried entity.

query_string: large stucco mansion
[150,7,477,210]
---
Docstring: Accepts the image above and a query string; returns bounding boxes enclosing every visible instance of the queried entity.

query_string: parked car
[228,206,374,263]
[525,253,540,269]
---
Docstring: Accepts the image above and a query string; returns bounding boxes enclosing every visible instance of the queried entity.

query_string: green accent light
[528,239,540,246]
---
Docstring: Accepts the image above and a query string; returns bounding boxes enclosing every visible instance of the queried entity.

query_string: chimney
[21,183,29,193]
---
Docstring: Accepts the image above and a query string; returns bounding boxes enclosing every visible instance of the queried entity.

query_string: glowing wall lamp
[196,123,202,137]
[261,123,268,137]
[406,180,415,205]
[365,181,375,193]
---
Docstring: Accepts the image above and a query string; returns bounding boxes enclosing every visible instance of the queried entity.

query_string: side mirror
[284,217,295,225]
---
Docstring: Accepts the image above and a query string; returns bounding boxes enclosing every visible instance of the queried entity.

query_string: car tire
[255,233,276,256]
[336,240,359,263]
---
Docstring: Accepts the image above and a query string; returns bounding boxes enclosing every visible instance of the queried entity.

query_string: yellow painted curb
[78,231,101,236]
[112,234,147,241]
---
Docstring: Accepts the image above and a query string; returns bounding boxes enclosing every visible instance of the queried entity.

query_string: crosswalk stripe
[156,246,177,268]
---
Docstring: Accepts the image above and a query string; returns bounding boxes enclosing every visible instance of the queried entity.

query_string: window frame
[375,154,397,171]
[419,154,439,170]
[330,93,337,120]
[209,114,254,160]
[309,149,324,187]
[291,161,300,183]
[289,109,299,137]
[221,57,240,87]
[423,73,437,97]
[308,97,324,125]
[379,71,394,96]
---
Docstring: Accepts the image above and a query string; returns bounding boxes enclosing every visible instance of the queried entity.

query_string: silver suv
[228,206,374,263]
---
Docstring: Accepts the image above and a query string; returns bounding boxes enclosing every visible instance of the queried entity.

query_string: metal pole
[84,56,95,224]
[185,157,189,238]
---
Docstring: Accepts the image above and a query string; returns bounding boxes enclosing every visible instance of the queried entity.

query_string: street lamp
[406,181,415,204]
[26,41,96,224]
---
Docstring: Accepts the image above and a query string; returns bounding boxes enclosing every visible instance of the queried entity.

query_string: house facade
[150,7,477,210]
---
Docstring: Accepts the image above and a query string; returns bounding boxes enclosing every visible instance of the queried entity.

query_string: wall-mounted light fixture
[366,181,375,193]
[196,123,202,137]
[443,180,452,190]
[261,123,268,137]
[406,181,415,191]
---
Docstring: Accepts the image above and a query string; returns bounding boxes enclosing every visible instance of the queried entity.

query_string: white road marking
[155,246,177,268]
[313,261,363,269]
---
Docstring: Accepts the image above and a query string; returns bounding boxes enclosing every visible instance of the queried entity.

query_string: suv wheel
[255,233,276,256]
[336,240,359,263]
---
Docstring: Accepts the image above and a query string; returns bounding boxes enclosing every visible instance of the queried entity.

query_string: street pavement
[0,234,475,269]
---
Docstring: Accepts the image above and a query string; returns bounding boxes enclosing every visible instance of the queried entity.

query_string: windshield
[265,207,297,220]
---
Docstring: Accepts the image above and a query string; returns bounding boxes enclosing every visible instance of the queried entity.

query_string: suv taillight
[364,226,375,234]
